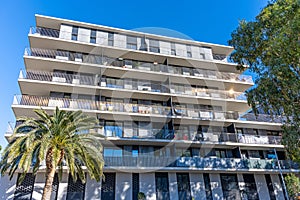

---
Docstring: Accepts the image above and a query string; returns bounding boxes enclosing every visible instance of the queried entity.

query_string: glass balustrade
[19,70,247,101]
[24,47,253,84]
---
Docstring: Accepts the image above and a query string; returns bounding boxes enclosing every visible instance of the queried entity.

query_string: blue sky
[0,0,268,149]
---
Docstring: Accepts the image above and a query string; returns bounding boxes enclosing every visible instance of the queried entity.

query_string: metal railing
[104,156,299,170]
[13,94,285,125]
[239,113,286,123]
[24,47,253,84]
[237,134,282,145]
[13,95,172,115]
[20,69,247,101]
[29,27,229,63]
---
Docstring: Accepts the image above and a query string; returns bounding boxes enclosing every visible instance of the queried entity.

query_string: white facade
[1,14,299,200]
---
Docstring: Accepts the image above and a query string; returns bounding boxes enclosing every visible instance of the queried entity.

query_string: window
[177,173,191,200]
[71,26,79,41]
[265,174,276,200]
[14,173,35,200]
[104,147,123,157]
[203,173,212,200]
[126,36,137,50]
[66,174,86,200]
[108,32,114,46]
[186,45,192,58]
[101,173,116,199]
[200,53,205,59]
[171,42,176,55]
[149,39,160,53]
[90,29,97,43]
[155,173,170,200]
[242,174,259,200]
[220,174,240,200]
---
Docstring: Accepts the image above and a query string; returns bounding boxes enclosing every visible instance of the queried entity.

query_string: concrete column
[270,174,285,200]
[140,173,156,200]
[115,173,132,200]
[84,175,102,200]
[32,172,45,200]
[168,173,179,200]
[189,173,206,200]
[209,174,223,200]
[254,174,270,200]
[0,175,17,200]
[57,173,69,200]
[237,174,245,192]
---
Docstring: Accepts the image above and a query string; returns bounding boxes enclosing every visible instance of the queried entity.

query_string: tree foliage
[285,173,300,199]
[0,107,104,200]
[229,0,300,162]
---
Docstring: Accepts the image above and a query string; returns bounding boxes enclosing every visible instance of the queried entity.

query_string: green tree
[229,0,300,162]
[229,0,300,198]
[0,107,104,200]
[285,173,300,199]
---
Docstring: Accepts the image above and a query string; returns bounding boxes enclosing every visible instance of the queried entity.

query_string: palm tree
[0,107,104,200]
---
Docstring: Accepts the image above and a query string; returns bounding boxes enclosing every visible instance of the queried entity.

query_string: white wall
[59,24,72,40]
[209,174,223,200]
[190,173,206,200]
[191,46,200,59]
[168,173,179,200]
[175,43,187,57]
[32,172,45,200]
[116,173,132,200]
[139,173,156,200]
[84,175,102,200]
[114,34,126,49]
[159,41,171,55]
[271,174,285,200]
[78,28,90,43]
[96,31,108,46]
[0,175,17,200]
[56,173,68,200]
[254,174,270,200]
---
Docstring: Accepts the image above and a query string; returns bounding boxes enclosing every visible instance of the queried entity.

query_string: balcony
[13,95,285,126]
[29,27,232,63]
[103,156,299,171]
[19,70,248,102]
[24,48,254,85]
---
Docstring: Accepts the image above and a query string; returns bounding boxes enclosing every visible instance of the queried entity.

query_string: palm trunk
[42,166,56,200]
[42,148,56,200]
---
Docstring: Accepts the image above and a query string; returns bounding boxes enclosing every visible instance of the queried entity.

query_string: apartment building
[1,14,299,200]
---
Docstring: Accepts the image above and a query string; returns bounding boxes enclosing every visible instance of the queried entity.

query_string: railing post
[274,148,289,200]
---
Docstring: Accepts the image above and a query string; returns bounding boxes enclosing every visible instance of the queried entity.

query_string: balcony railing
[13,95,245,123]
[13,95,285,125]
[19,70,247,101]
[104,156,299,170]
[24,47,253,85]
[7,118,283,145]
[29,27,230,63]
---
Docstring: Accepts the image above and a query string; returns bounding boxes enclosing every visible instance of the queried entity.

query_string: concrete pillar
[0,175,17,200]
[189,173,206,200]
[209,174,223,200]
[270,174,285,200]
[84,175,102,200]
[116,173,132,200]
[254,174,270,200]
[140,173,156,200]
[57,173,68,200]
[32,172,45,200]
[168,173,179,200]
